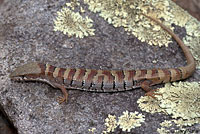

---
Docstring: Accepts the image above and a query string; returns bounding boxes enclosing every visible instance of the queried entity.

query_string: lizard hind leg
[141,80,162,99]
[56,84,69,104]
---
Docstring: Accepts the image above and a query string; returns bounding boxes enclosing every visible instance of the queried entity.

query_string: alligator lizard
[9,14,196,103]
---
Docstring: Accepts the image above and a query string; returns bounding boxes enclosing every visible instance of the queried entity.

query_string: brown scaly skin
[9,14,196,104]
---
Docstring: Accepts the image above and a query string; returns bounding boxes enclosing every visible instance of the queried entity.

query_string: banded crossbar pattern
[9,14,196,103]
[28,63,186,92]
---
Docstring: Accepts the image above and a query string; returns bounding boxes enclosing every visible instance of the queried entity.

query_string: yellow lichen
[157,120,175,134]
[82,0,200,67]
[54,7,95,38]
[169,2,190,27]
[160,120,172,128]
[66,0,80,11]
[184,18,200,69]
[118,111,145,132]
[83,0,175,47]
[104,114,118,133]
[173,118,200,127]
[137,96,164,114]
[138,82,200,133]
[102,111,145,133]
[54,0,200,66]
[156,82,200,120]
[157,127,170,134]
[167,1,200,68]
[157,118,200,134]
[88,127,96,134]
[85,0,194,47]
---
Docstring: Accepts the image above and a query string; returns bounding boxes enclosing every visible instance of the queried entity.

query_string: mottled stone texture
[0,0,199,134]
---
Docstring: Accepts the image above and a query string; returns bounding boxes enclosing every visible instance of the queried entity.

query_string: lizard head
[9,62,43,81]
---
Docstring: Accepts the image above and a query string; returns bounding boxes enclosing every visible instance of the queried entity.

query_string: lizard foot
[145,89,162,99]
[54,85,68,104]
[57,96,67,104]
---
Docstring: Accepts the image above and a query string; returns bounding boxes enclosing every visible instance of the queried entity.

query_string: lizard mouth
[10,76,26,81]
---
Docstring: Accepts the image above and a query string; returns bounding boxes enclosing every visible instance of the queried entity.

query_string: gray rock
[0,0,199,134]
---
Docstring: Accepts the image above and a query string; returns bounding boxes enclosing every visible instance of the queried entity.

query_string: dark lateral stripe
[91,74,103,90]
[52,67,65,84]
[63,68,76,86]
[111,70,125,83]
[102,70,114,90]
[73,69,86,82]
[91,70,103,89]
[71,69,86,87]
[63,68,76,81]
[102,70,114,83]
[176,68,182,80]
[123,70,136,89]
[48,65,56,76]
[102,70,114,84]
[169,68,181,82]
[133,70,142,80]
[102,71,114,90]
[83,69,97,88]
[177,68,183,79]
[124,70,136,81]
[86,69,98,82]
[151,69,158,78]
[78,69,86,82]
[45,64,56,77]
[91,70,114,91]
[178,67,187,79]
[97,75,104,84]
[58,68,66,78]
[111,70,124,89]
[67,69,76,80]
[138,69,147,79]
[57,68,66,84]
[161,69,171,83]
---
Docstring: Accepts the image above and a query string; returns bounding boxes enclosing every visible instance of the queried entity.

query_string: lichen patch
[102,111,145,133]
[138,82,200,133]
[83,0,174,47]
[184,18,200,69]
[137,96,165,114]
[117,111,145,132]
[54,7,95,38]
[157,82,200,120]
[104,114,118,133]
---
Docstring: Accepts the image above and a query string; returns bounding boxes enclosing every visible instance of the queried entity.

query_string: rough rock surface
[173,0,200,21]
[0,0,199,134]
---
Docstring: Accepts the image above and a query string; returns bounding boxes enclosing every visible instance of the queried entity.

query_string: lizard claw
[57,96,67,104]
[145,89,162,99]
